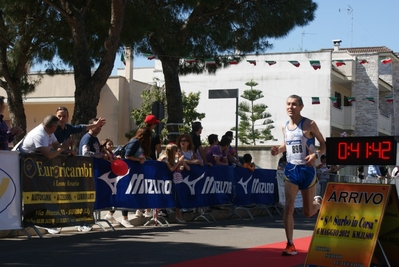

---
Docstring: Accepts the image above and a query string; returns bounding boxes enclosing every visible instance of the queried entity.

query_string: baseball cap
[144,114,160,124]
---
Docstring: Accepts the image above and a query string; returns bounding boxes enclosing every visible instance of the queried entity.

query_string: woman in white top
[176,134,203,166]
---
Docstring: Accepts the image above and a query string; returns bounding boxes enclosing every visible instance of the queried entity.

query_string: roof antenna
[347,5,353,47]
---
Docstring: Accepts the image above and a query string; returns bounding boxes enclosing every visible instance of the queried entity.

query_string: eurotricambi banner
[21,154,95,227]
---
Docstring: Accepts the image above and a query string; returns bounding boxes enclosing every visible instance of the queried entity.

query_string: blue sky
[32,0,399,73]
[128,0,399,70]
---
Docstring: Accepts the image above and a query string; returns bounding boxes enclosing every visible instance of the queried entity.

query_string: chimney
[332,39,342,52]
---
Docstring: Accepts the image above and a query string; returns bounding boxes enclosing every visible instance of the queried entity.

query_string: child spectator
[159,143,190,223]
[176,134,203,166]
[242,153,255,172]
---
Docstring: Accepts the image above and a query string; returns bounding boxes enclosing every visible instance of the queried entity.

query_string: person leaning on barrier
[55,106,106,156]
[0,96,23,150]
[20,115,75,160]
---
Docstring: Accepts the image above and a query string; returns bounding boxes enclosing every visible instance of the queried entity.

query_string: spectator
[144,114,162,160]
[20,115,75,235]
[124,127,153,218]
[189,121,208,165]
[242,153,255,171]
[316,155,335,197]
[0,96,23,150]
[367,165,383,179]
[77,119,109,231]
[204,134,218,154]
[54,106,106,155]
[160,143,190,223]
[20,115,74,160]
[100,138,120,161]
[176,134,203,166]
[224,131,242,167]
[205,136,231,166]
[100,138,127,225]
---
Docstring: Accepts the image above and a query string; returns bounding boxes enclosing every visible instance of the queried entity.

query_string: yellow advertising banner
[305,183,391,267]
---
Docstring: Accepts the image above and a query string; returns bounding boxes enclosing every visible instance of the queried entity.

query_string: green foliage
[127,79,205,142]
[232,80,275,145]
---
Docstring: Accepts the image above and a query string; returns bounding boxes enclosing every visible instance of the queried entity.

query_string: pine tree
[233,80,275,145]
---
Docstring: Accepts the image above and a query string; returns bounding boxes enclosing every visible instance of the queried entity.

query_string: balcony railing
[331,106,392,134]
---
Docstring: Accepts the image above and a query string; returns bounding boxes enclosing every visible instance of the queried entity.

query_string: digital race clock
[326,136,398,165]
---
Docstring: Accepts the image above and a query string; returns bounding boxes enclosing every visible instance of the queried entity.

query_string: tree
[43,0,126,129]
[0,1,59,141]
[129,79,205,142]
[126,0,317,141]
[233,80,274,145]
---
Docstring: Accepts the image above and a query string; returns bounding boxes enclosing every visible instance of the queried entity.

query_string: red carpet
[165,236,311,267]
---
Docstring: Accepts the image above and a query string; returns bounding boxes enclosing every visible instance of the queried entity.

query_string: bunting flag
[347,97,356,103]
[381,58,392,64]
[184,58,196,64]
[265,60,276,66]
[228,59,239,65]
[311,97,320,104]
[329,97,338,107]
[366,97,375,103]
[247,60,256,66]
[144,53,156,60]
[205,58,216,65]
[120,53,126,66]
[335,60,346,67]
[359,59,368,64]
[385,95,393,103]
[289,61,300,67]
[309,60,321,70]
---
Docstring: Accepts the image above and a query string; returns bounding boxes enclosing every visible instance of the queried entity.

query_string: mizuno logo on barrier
[125,173,172,195]
[238,176,274,194]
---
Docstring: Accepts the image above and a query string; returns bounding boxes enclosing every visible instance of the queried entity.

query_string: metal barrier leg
[229,206,254,220]
[93,210,115,231]
[144,209,170,227]
[194,207,216,223]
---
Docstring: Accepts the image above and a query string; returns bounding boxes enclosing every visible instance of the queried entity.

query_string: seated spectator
[0,96,23,150]
[242,153,255,171]
[176,134,203,166]
[205,136,231,166]
[20,115,75,159]
[160,143,190,223]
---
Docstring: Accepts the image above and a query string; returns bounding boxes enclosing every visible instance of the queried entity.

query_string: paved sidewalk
[1,204,283,238]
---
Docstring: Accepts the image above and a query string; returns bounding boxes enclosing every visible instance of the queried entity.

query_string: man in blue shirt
[55,106,105,155]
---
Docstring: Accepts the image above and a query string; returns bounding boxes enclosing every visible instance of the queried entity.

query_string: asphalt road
[0,212,316,267]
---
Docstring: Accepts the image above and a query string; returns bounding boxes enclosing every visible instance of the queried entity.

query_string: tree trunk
[160,57,183,143]
[4,83,27,144]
